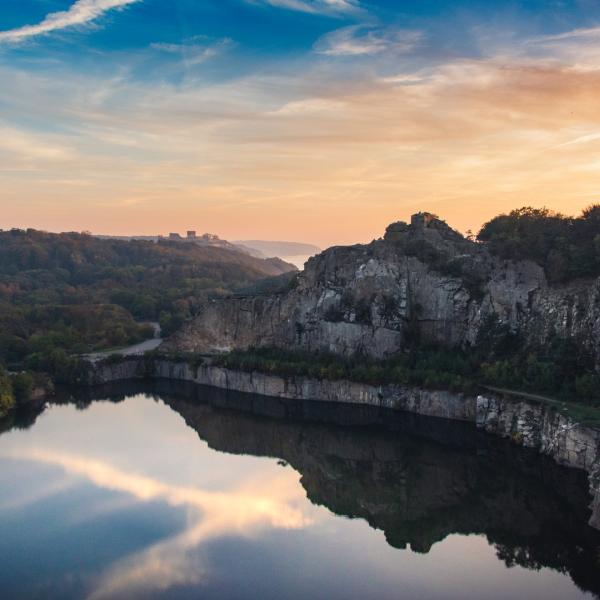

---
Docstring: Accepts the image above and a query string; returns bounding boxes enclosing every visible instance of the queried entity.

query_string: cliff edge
[162,212,600,364]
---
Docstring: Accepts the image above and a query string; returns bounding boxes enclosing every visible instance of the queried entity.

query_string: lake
[0,381,599,600]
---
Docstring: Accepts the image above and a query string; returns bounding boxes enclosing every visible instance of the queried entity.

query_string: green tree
[0,366,15,417]
[11,372,34,402]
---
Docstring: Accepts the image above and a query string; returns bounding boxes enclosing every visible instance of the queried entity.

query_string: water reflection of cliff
[19,381,600,597]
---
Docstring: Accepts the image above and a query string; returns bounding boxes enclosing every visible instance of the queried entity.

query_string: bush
[575,374,600,404]
[11,372,34,402]
[0,367,15,417]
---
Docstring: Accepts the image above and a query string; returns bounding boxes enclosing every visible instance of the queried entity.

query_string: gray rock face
[162,212,600,362]
[590,464,600,529]
[476,395,600,470]
[161,362,476,422]
[477,394,600,530]
[90,357,474,421]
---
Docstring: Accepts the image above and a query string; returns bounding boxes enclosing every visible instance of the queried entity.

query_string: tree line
[477,205,600,282]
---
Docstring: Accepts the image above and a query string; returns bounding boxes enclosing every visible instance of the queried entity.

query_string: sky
[1,0,600,246]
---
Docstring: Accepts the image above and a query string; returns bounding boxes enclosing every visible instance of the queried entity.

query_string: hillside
[97,232,264,258]
[0,229,295,368]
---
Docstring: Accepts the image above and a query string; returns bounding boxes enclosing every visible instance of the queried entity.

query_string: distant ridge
[95,233,253,256]
[93,234,319,261]
[235,240,321,258]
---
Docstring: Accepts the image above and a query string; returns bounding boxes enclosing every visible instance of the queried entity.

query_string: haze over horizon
[2,0,600,247]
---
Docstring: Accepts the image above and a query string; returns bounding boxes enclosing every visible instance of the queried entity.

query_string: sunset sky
[2,0,600,246]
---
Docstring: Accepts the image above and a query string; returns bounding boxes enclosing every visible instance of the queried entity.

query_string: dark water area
[1,380,599,600]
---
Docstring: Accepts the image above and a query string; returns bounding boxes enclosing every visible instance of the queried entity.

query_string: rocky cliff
[162,212,600,362]
[90,358,475,421]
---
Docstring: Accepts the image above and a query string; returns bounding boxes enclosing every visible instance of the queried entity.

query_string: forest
[0,229,295,395]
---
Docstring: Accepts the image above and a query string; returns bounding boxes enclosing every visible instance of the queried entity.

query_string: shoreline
[86,354,600,531]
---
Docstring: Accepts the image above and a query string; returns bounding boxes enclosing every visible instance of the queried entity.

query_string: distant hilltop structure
[164,231,221,243]
[94,231,318,263]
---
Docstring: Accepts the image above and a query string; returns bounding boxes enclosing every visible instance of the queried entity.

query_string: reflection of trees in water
[0,403,44,433]
[161,382,600,598]
[8,379,600,598]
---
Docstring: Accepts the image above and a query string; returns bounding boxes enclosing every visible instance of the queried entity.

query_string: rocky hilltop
[163,212,600,364]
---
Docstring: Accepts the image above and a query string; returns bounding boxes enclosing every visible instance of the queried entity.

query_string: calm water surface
[0,383,599,600]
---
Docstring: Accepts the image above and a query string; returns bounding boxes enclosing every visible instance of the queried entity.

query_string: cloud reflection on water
[2,447,319,599]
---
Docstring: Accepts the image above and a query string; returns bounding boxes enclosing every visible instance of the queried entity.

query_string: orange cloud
[2,33,600,245]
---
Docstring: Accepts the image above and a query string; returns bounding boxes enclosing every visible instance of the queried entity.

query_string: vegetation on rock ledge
[478,205,600,282]
[212,315,600,414]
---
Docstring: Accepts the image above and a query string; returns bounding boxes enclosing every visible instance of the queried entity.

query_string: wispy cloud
[519,25,600,71]
[315,25,422,56]
[532,26,600,43]
[247,0,360,16]
[151,38,233,67]
[0,0,141,44]
[557,130,600,148]
[0,124,75,163]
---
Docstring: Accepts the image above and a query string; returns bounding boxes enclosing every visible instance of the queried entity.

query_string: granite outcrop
[162,213,600,365]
